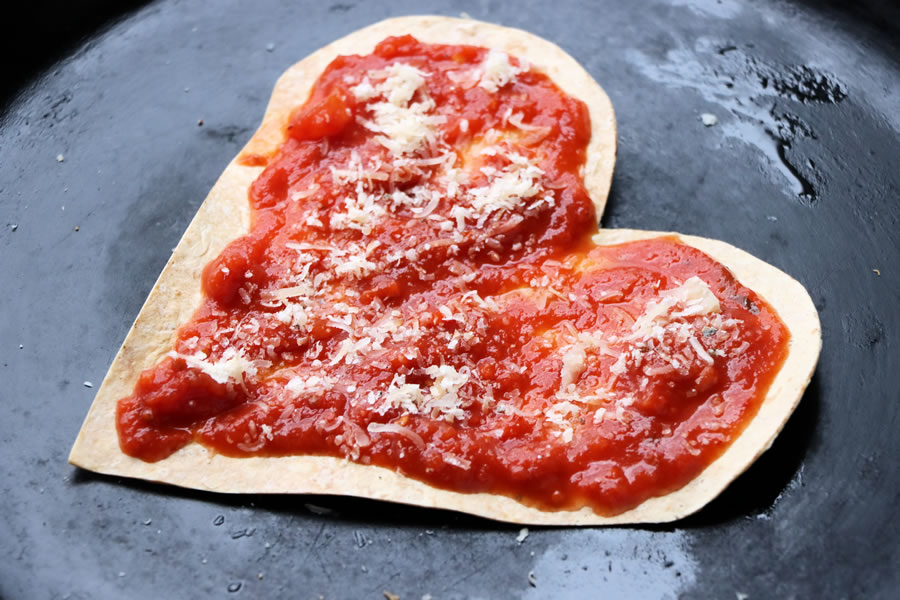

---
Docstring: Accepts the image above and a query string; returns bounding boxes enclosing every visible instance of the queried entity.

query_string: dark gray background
[2,0,898,598]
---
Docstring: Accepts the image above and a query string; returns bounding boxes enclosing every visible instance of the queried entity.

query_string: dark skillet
[1,1,897,598]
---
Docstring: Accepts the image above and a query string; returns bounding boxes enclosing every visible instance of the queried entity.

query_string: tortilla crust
[69,17,820,525]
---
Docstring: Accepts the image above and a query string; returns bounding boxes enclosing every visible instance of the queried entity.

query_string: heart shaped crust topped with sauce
[69,16,819,525]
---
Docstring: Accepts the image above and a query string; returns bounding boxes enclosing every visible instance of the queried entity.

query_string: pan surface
[1,0,898,598]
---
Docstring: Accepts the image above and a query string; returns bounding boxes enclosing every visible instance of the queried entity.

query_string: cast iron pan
[2,1,898,598]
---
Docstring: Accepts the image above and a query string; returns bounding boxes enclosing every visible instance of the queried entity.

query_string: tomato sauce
[116,36,789,516]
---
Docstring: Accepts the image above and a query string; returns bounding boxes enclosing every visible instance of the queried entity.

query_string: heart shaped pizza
[70,16,820,525]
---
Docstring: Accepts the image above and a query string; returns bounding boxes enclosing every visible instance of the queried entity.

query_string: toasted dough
[69,17,820,525]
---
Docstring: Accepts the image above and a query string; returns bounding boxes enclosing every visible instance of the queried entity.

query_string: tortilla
[69,16,820,525]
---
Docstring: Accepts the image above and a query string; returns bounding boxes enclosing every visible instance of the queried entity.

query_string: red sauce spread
[116,36,790,515]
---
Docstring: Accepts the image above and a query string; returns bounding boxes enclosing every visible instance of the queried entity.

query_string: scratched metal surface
[1,1,898,598]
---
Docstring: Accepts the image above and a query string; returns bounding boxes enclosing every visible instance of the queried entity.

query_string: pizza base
[69,17,820,525]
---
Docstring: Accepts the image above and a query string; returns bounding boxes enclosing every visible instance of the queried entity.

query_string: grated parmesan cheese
[333,247,377,279]
[353,63,446,155]
[367,422,426,450]
[628,276,721,343]
[274,303,309,330]
[171,347,257,384]
[373,374,426,415]
[369,364,472,422]
[559,344,587,389]
[477,50,524,93]
[545,401,580,442]
[329,181,388,235]
[442,151,551,230]
[425,365,470,421]
[285,374,336,395]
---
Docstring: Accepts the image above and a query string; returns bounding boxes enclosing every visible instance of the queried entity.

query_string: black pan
[2,1,898,598]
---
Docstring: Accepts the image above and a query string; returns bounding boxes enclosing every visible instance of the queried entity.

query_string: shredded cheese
[331,246,377,279]
[367,422,426,451]
[425,364,470,421]
[285,374,336,395]
[559,344,587,389]
[477,50,524,93]
[171,348,257,384]
[353,63,446,155]
[373,374,426,415]
[274,303,309,330]
[628,277,721,343]
[545,401,580,442]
